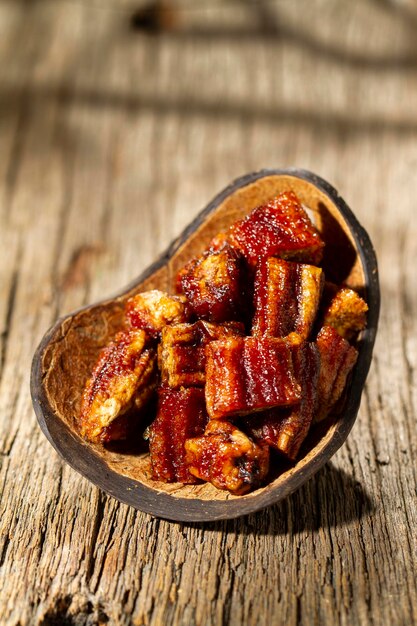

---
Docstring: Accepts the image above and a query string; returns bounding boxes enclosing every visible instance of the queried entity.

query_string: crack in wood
[0,268,19,383]
[85,491,106,586]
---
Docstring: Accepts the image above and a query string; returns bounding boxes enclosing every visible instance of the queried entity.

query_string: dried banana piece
[79,329,156,442]
[185,420,269,495]
[159,320,244,389]
[205,336,301,420]
[315,325,358,421]
[243,342,320,459]
[322,286,368,340]
[126,289,191,338]
[148,386,208,483]
[215,191,324,267]
[252,257,323,341]
[177,244,247,323]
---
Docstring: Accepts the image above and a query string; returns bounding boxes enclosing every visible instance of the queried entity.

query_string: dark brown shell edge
[30,168,380,522]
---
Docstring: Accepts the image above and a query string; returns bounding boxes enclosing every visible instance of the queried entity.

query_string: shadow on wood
[180,462,375,536]
[129,1,417,70]
[2,84,417,143]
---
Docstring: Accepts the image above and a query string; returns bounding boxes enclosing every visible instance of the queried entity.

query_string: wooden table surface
[1,1,416,624]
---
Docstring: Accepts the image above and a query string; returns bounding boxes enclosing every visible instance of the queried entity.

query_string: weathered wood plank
[0,1,416,625]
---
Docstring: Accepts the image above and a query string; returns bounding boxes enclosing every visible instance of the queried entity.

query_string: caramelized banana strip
[205,336,301,420]
[79,329,156,442]
[252,257,323,341]
[149,386,208,483]
[244,342,320,460]
[315,325,358,421]
[185,420,269,495]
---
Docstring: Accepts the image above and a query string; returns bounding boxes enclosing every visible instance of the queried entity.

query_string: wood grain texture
[0,0,416,624]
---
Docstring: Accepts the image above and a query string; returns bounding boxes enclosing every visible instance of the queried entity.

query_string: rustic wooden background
[0,1,416,624]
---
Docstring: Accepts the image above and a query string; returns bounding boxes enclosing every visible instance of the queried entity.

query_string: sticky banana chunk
[322,286,368,340]
[244,342,320,460]
[185,420,269,495]
[177,244,247,323]
[125,289,191,338]
[148,386,208,483]
[159,320,244,389]
[205,336,301,420]
[315,325,358,421]
[79,329,156,442]
[224,191,324,267]
[252,257,323,341]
